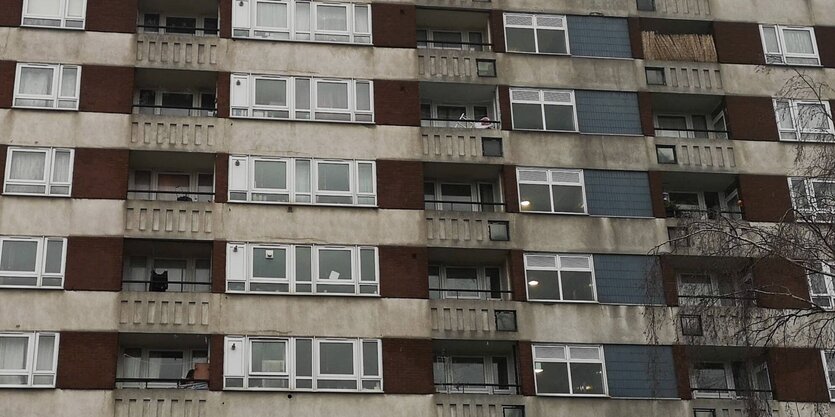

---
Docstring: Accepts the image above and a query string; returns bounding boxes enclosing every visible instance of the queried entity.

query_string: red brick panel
[84,0,137,33]
[501,165,519,213]
[379,246,428,299]
[371,3,416,48]
[56,332,118,389]
[508,250,526,302]
[0,60,16,108]
[647,171,666,218]
[216,72,230,118]
[64,236,123,291]
[209,334,225,391]
[638,91,654,136]
[738,174,793,223]
[498,85,512,131]
[79,65,135,114]
[376,160,423,210]
[672,345,691,399]
[71,148,129,199]
[516,341,535,396]
[215,153,229,203]
[0,1,22,27]
[714,21,766,65]
[767,348,830,402]
[488,10,505,53]
[382,338,434,394]
[219,0,232,38]
[725,96,779,141]
[659,255,678,306]
[627,17,643,59]
[212,240,226,294]
[373,79,419,126]
[814,26,835,68]
[752,258,811,309]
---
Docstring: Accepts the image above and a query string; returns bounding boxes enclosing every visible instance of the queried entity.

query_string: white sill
[223,387,383,393]
[0,285,63,290]
[527,299,599,304]
[226,290,380,298]
[226,200,377,209]
[12,105,78,112]
[0,384,55,389]
[2,192,71,198]
[231,34,373,47]
[519,210,588,216]
[535,393,609,398]
[229,115,375,125]
[20,24,84,31]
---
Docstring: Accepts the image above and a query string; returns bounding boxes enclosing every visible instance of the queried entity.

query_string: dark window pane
[519,184,551,212]
[512,103,544,130]
[570,363,605,394]
[526,270,560,300]
[544,105,575,131]
[506,28,536,52]
[551,185,584,213]
[535,362,570,394]
[561,271,594,301]
[536,29,567,54]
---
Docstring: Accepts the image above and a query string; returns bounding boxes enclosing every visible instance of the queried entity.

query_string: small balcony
[138,0,219,36]
[671,257,755,310]
[133,69,218,118]
[424,163,506,213]
[122,239,213,293]
[416,9,497,82]
[433,340,520,395]
[659,172,742,220]
[636,0,712,21]
[116,333,212,389]
[421,82,501,130]
[429,248,513,301]
[651,93,728,140]
[135,0,220,69]
[688,347,773,401]
[128,151,216,203]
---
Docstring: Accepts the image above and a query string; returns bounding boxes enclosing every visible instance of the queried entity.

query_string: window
[532,345,607,396]
[14,64,80,110]
[679,315,704,336]
[0,236,66,289]
[0,332,58,388]
[138,13,218,36]
[417,29,486,51]
[134,89,217,117]
[4,147,73,197]
[656,145,677,164]
[503,406,525,417]
[22,0,85,29]
[524,253,596,302]
[504,13,569,55]
[117,347,208,389]
[420,101,497,129]
[823,351,835,400]
[434,354,517,394]
[424,181,500,212]
[481,137,503,157]
[231,74,372,123]
[129,170,214,203]
[224,337,381,391]
[517,167,586,214]
[808,262,835,309]
[691,360,771,399]
[774,99,834,142]
[488,221,510,241]
[232,0,371,44]
[636,0,656,11]
[760,25,820,66]
[227,243,378,296]
[645,67,666,86]
[123,257,212,293]
[229,156,375,206]
[789,177,835,221]
[476,60,497,77]
[494,310,517,331]
[429,265,505,300]
[655,113,728,140]
[510,88,576,132]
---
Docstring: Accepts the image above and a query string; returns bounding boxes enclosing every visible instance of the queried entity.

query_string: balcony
[433,340,520,395]
[424,163,506,213]
[429,249,513,301]
[133,69,218,118]
[122,239,213,293]
[421,83,501,130]
[416,9,496,82]
[135,0,220,70]
[116,333,212,390]
[659,172,742,220]
[130,113,223,152]
[636,0,712,19]
[687,347,773,401]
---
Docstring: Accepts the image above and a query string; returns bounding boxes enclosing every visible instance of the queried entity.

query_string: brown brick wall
[659,255,678,306]
[79,65,135,114]
[382,338,434,394]
[672,345,691,399]
[64,236,123,291]
[508,250,527,302]
[379,246,428,299]
[725,96,779,141]
[501,165,519,213]
[0,60,15,108]
[212,240,226,294]
[216,72,230,118]
[753,258,811,309]
[488,10,505,53]
[498,85,512,131]
[71,148,129,199]
[0,1,22,27]
[647,171,666,218]
[219,0,232,38]
[56,332,118,389]
[373,79,419,126]
[627,17,643,59]
[638,91,654,136]
[215,153,229,203]
[0,145,6,191]
[516,341,535,396]
[714,21,766,65]
[209,334,225,391]
[738,174,793,222]
[815,26,835,68]
[85,0,137,33]
[371,3,416,48]
[767,347,830,402]
[376,160,423,210]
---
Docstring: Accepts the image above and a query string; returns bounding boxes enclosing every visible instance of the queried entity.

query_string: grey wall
[567,16,633,59]
[595,254,663,305]
[585,170,653,217]
[575,91,642,135]
[604,345,679,398]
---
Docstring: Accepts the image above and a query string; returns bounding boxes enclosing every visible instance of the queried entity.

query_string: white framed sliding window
[532,344,607,396]
[14,63,80,110]
[524,253,596,302]
[0,332,59,388]
[226,243,379,296]
[510,88,577,132]
[516,167,586,214]
[223,336,382,391]
[232,0,371,44]
[22,0,86,29]
[4,147,73,197]
[504,13,569,55]
[774,99,835,142]
[0,236,66,289]
[789,177,835,221]
[760,25,820,66]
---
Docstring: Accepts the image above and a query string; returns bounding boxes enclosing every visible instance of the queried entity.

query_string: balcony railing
[435,383,519,395]
[418,41,493,52]
[666,208,743,220]
[654,128,728,140]
[692,388,773,401]
[116,377,209,390]
[138,24,218,37]
[134,104,217,118]
[422,118,500,129]
[122,279,212,293]
[429,287,512,300]
[128,189,215,203]
[425,200,506,213]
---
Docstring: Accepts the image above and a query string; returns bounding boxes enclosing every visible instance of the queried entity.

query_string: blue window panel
[595,255,664,305]
[604,345,679,398]
[585,170,653,218]
[567,15,632,59]
[575,90,642,135]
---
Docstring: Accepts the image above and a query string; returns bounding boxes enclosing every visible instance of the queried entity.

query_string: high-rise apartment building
[1,0,834,416]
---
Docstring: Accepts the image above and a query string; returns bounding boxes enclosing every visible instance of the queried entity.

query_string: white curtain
[51,151,71,182]
[761,27,780,53]
[19,67,53,96]
[9,151,46,181]
[317,163,349,192]
[354,5,369,33]
[26,0,61,16]
[256,2,288,29]
[35,335,55,371]
[355,82,370,111]
[317,82,348,109]
[66,0,84,17]
[0,337,28,370]
[357,164,373,193]
[59,67,77,97]
[295,2,310,32]
[783,29,814,54]
[120,349,142,378]
[316,5,347,31]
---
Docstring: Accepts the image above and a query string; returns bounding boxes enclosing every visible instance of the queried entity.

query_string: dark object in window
[477,59,497,77]
[150,270,169,292]
[680,314,703,336]
[488,221,510,241]
[637,0,657,11]
[693,409,716,417]
[495,310,518,331]
[482,137,503,157]
[646,67,666,85]
[503,406,525,417]
[656,145,677,164]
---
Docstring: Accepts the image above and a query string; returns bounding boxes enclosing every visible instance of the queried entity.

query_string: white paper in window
[228,157,248,191]
[226,244,247,282]
[232,0,250,28]
[224,337,246,377]
[230,76,250,107]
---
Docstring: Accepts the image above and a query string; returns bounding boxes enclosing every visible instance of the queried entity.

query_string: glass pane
[51,151,71,183]
[446,267,478,294]
[296,339,312,376]
[44,239,63,274]
[434,31,463,49]
[166,17,197,34]
[317,82,349,109]
[0,241,38,272]
[357,163,373,193]
[694,364,728,389]
[0,336,28,370]
[783,29,815,54]
[774,101,794,129]
[536,29,567,54]
[451,358,485,384]
[356,82,371,111]
[319,342,354,375]
[317,163,350,192]
[512,103,544,130]
[295,159,311,194]
[318,249,352,280]
[762,27,780,53]
[255,79,287,106]
[296,246,312,283]
[362,341,379,376]
[440,184,473,211]
[544,104,575,131]
[360,249,376,282]
[295,2,310,31]
[251,341,286,373]
[66,0,83,17]
[60,67,77,97]
[27,0,61,16]
[519,184,551,212]
[570,363,605,394]
[256,2,288,29]
[252,248,286,279]
[316,5,348,31]
[535,362,569,394]
[295,79,311,110]
[506,28,536,53]
[148,351,184,379]
[561,271,594,301]
[35,335,55,371]
[552,185,584,213]
[254,160,287,190]
[19,67,54,96]
[797,104,830,131]
[527,270,560,300]
[9,151,46,181]
[354,6,369,33]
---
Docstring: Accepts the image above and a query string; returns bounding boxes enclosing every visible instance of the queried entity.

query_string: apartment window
[774,99,834,142]
[231,74,373,123]
[789,177,835,220]
[429,265,504,300]
[0,236,66,289]
[135,89,217,117]
[139,14,218,36]
[504,13,569,55]
[533,345,607,396]
[510,88,576,132]
[524,253,595,302]
[823,351,835,400]
[481,137,503,157]
[229,156,375,206]
[760,25,820,66]
[656,145,678,164]
[4,147,73,197]
[22,0,85,29]
[129,170,214,203]
[517,167,586,214]
[679,315,704,336]
[232,0,371,44]
[434,355,517,394]
[224,337,381,391]
[118,347,209,388]
[691,360,771,399]
[417,29,486,51]
[476,60,497,77]
[124,257,212,293]
[0,332,58,388]
[808,262,835,309]
[227,243,378,296]
[645,67,666,86]
[14,64,80,110]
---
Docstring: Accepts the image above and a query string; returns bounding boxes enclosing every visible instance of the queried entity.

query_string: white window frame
[233,0,372,44]
[0,236,67,289]
[416,29,487,51]
[4,147,74,197]
[21,0,86,29]
[503,13,570,55]
[428,265,505,300]
[788,177,835,220]
[226,243,379,296]
[516,167,587,215]
[128,170,215,203]
[773,99,835,142]
[808,262,835,310]
[523,253,597,303]
[13,63,80,110]
[0,332,59,388]
[133,88,217,117]
[509,88,577,133]
[224,336,382,392]
[434,354,517,394]
[532,344,607,397]
[759,25,820,66]
[822,350,835,401]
